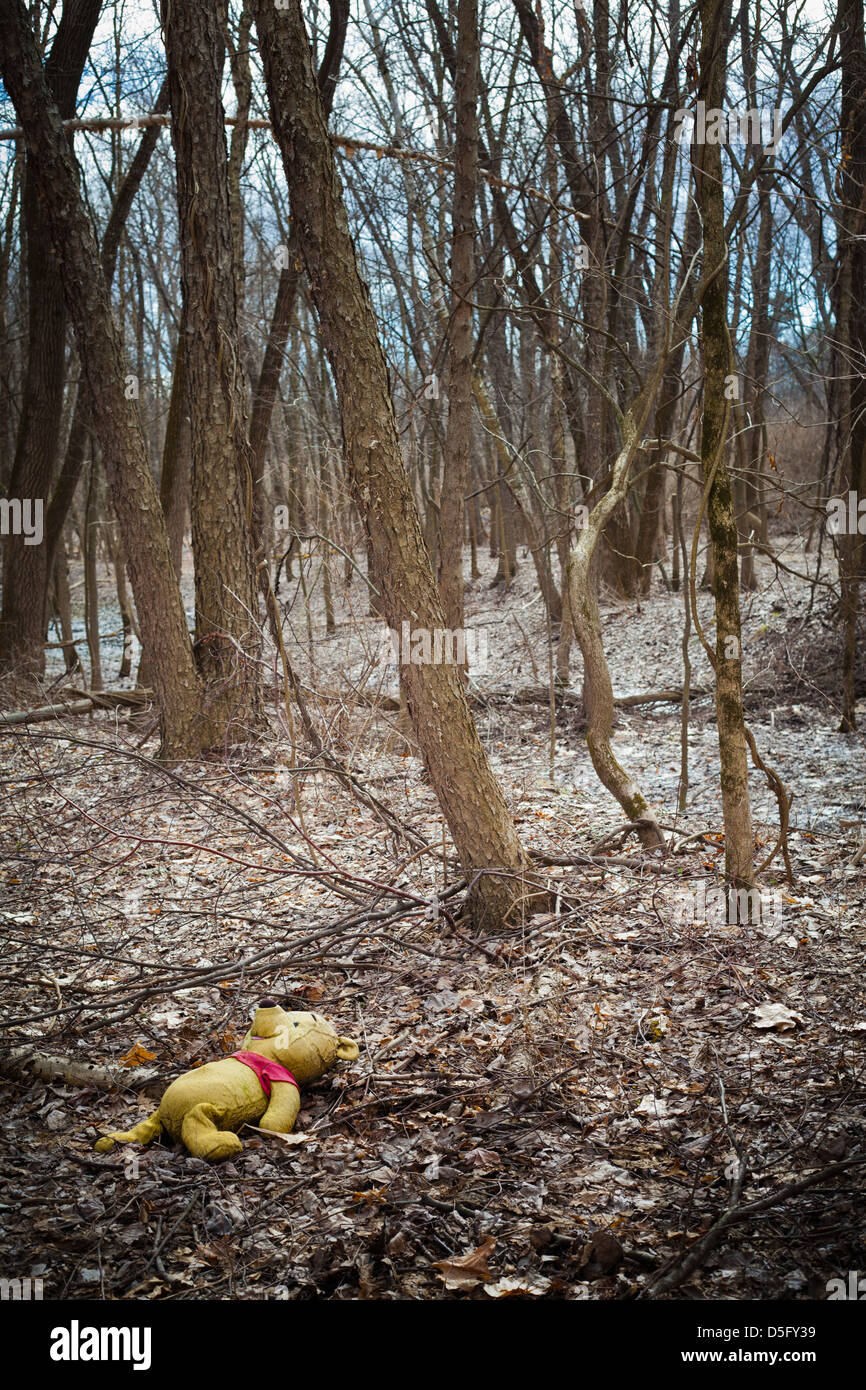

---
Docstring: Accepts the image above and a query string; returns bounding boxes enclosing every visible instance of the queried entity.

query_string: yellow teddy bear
[93,1001,359,1161]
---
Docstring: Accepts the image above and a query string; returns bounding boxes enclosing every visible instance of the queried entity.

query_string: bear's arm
[257,1080,301,1135]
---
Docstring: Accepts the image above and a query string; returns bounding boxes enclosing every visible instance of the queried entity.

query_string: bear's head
[242,1001,359,1083]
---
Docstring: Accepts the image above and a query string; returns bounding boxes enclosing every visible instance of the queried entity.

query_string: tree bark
[44,77,172,578]
[253,0,538,928]
[83,450,103,691]
[0,0,101,679]
[51,538,81,674]
[694,0,754,886]
[158,304,190,583]
[436,0,478,636]
[249,0,349,563]
[566,390,665,846]
[509,0,641,594]
[739,165,773,593]
[0,0,204,756]
[161,0,263,742]
[836,0,866,731]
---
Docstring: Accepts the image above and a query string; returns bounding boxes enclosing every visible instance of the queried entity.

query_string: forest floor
[0,531,864,1300]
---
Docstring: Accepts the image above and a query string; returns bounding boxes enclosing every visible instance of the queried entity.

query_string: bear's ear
[336,1037,359,1061]
[251,1005,284,1037]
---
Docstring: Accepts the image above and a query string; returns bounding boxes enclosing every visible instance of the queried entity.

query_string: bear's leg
[257,1080,300,1135]
[94,1110,163,1154]
[180,1102,243,1161]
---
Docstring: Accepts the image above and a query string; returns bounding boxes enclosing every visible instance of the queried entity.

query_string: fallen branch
[303,685,401,712]
[480,685,704,711]
[0,699,95,726]
[531,849,685,876]
[0,688,154,727]
[638,1155,866,1298]
[66,687,154,710]
[615,687,706,707]
[0,1046,163,1096]
[291,684,703,717]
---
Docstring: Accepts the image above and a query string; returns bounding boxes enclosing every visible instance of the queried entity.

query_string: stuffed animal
[93,1001,359,1161]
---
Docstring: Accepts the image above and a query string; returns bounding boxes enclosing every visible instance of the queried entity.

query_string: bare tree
[436,0,478,636]
[160,0,262,742]
[836,0,866,731]
[252,0,540,928]
[0,0,203,755]
[693,0,754,887]
[0,0,101,678]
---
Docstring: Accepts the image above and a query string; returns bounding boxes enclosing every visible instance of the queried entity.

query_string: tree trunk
[45,77,172,579]
[51,539,81,675]
[694,0,754,886]
[137,310,190,692]
[83,451,103,691]
[250,257,301,559]
[0,0,204,757]
[740,168,774,593]
[161,0,263,742]
[510,0,642,596]
[566,392,665,846]
[248,0,348,563]
[158,306,190,584]
[0,0,101,679]
[836,0,866,731]
[106,522,136,681]
[224,0,254,337]
[253,0,538,928]
[436,0,478,637]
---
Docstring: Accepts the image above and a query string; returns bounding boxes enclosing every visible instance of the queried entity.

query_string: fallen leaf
[485,1273,551,1297]
[635,1094,668,1117]
[433,1236,495,1290]
[752,1002,803,1032]
[248,1128,313,1145]
[120,1043,157,1067]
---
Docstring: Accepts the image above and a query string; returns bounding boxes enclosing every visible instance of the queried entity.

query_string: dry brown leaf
[433,1236,495,1290]
[120,1043,156,1067]
[247,1128,313,1145]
